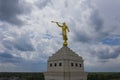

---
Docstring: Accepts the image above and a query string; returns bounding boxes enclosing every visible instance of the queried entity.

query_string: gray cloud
[72,9,108,43]
[0,52,21,63]
[0,0,31,25]
[73,32,90,43]
[18,61,47,72]
[36,0,52,9]
[2,33,35,51]
[91,46,120,59]
[0,52,14,58]
[102,35,120,45]
[89,10,103,31]
[13,36,35,51]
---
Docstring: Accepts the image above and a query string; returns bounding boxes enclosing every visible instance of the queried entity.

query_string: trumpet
[51,21,62,24]
[51,21,57,23]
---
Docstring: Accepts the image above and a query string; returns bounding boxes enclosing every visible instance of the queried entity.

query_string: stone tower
[44,46,87,80]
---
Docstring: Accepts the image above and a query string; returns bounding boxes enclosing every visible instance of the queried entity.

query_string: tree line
[0,72,120,80]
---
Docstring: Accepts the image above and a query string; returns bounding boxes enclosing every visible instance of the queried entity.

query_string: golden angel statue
[51,21,70,46]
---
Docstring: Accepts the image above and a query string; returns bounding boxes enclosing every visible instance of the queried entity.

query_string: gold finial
[51,21,70,46]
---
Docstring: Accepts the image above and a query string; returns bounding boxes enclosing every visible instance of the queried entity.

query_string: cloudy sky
[0,0,120,72]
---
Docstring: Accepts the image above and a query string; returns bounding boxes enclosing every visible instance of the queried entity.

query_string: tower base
[44,72,87,80]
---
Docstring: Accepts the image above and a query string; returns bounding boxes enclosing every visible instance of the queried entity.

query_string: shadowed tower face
[51,21,70,46]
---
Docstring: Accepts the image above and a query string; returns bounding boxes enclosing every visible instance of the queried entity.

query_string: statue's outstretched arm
[56,22,62,27]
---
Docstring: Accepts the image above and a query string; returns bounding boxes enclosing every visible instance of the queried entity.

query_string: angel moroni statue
[51,21,70,46]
